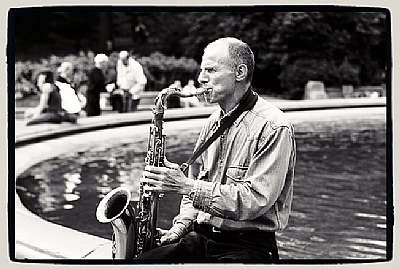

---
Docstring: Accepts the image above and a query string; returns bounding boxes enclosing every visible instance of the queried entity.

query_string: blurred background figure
[25,70,79,125]
[85,53,108,117]
[104,52,119,111]
[181,79,201,108]
[169,80,182,89]
[56,62,81,119]
[116,50,147,112]
[167,80,182,108]
[25,70,63,125]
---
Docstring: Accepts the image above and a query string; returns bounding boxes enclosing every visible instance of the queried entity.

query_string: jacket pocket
[226,166,249,184]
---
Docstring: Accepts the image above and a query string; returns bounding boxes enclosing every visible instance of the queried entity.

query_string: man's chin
[204,97,215,104]
[203,92,215,103]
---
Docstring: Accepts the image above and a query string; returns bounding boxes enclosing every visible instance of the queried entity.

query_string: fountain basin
[13,98,387,260]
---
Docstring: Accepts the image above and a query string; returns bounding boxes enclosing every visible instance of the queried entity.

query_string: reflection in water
[16,117,387,260]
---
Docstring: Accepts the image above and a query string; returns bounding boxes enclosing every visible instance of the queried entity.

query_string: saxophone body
[96,87,208,259]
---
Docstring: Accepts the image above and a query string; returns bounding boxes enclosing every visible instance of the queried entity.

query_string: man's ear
[236,64,248,82]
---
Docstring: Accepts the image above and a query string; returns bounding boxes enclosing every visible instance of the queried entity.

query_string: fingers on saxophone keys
[140,176,157,185]
[141,177,161,192]
[142,171,166,182]
[143,185,162,192]
[145,165,167,174]
[163,159,180,170]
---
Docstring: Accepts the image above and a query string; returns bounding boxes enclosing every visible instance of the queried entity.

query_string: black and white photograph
[9,4,392,265]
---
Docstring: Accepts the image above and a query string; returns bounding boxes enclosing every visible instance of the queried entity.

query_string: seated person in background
[181,79,201,108]
[25,70,78,125]
[55,61,81,119]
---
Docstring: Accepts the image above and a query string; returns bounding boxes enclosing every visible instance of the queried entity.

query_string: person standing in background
[85,54,109,117]
[116,50,147,112]
[104,52,119,111]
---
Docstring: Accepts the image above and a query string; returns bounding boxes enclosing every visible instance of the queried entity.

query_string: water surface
[16,114,387,260]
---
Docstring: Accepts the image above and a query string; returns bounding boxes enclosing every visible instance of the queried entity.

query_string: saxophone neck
[153,87,178,112]
[154,87,210,113]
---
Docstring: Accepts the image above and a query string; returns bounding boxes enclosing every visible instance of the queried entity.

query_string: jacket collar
[57,76,70,84]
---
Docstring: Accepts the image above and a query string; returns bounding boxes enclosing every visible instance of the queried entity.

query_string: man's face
[197,43,236,106]
[65,66,73,79]
[121,56,129,65]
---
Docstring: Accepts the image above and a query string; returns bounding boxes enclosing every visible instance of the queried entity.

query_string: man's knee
[136,231,206,261]
[135,242,180,260]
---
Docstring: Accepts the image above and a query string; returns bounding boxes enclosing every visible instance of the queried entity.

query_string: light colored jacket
[171,96,296,236]
[116,58,147,99]
[55,81,81,114]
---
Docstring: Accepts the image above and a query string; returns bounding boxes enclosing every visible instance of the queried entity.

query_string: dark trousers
[112,91,140,113]
[136,224,279,262]
[122,91,132,112]
[110,93,119,111]
[26,113,63,125]
[131,99,140,111]
[26,112,78,125]
[112,94,124,113]
[111,91,130,113]
[85,92,101,117]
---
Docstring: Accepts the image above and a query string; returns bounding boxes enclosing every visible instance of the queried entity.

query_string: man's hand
[141,159,194,195]
[106,83,115,93]
[157,228,180,245]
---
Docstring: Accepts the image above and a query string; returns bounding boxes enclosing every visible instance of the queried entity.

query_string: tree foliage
[12,9,388,98]
[265,12,387,93]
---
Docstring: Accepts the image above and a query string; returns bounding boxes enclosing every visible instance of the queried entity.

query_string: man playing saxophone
[139,37,296,261]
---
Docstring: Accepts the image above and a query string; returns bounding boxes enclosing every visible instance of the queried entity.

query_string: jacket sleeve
[129,62,147,96]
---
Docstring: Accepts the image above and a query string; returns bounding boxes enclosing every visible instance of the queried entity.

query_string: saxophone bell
[96,187,137,259]
[96,86,203,259]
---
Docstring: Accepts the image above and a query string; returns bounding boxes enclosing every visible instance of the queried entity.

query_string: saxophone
[96,87,209,259]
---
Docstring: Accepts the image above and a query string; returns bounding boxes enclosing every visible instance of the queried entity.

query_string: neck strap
[180,88,258,172]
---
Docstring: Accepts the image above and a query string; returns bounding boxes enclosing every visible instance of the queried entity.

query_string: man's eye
[205,67,216,73]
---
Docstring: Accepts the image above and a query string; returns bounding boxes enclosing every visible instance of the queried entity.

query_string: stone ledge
[15,97,386,147]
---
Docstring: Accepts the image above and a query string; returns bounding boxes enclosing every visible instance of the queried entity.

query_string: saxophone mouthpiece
[191,88,211,96]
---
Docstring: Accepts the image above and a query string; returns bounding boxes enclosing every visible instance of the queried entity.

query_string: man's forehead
[119,51,129,59]
[201,43,230,65]
[204,42,229,56]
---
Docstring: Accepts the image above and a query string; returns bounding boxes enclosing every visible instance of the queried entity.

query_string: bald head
[204,37,255,83]
[57,61,74,80]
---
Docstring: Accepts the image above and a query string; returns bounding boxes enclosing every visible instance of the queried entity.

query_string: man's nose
[197,70,208,84]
